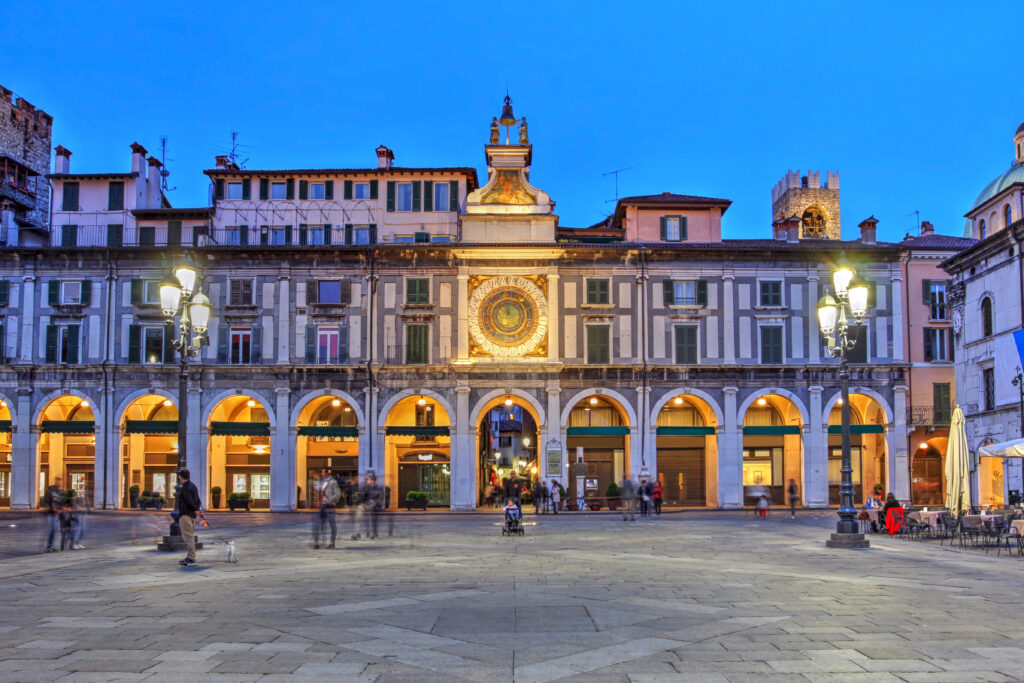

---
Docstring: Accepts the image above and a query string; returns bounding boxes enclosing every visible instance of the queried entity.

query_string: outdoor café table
[862,509,881,531]
[1012,519,1024,537]
[915,510,945,527]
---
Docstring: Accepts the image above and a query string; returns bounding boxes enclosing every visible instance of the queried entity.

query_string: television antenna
[159,136,176,192]
[603,167,633,203]
[227,131,249,168]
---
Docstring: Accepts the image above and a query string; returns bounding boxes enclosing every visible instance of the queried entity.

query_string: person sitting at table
[866,493,882,510]
[882,493,903,535]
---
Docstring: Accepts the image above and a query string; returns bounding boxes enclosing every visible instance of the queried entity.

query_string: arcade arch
[740,394,803,506]
[565,393,632,508]
[0,397,11,506]
[475,393,541,508]
[208,394,272,509]
[825,393,889,505]
[118,394,178,507]
[383,394,451,509]
[38,395,96,505]
[654,393,720,506]
[295,394,360,508]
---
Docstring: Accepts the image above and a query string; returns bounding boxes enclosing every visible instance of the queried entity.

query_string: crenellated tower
[770,170,841,240]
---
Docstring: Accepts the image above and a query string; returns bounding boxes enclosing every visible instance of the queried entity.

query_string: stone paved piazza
[1,510,1022,682]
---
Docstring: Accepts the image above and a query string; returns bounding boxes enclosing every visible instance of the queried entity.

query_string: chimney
[785,215,800,243]
[859,216,878,245]
[130,142,148,175]
[146,156,162,208]
[920,220,934,236]
[773,219,787,241]
[215,155,229,170]
[376,145,394,170]
[54,145,72,174]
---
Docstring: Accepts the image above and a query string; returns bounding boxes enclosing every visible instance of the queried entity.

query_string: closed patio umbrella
[944,404,970,516]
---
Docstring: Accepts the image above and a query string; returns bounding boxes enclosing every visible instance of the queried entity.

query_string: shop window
[415,402,435,426]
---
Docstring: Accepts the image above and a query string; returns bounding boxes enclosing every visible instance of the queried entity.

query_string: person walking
[314,469,340,549]
[549,480,560,515]
[43,476,65,552]
[70,489,89,549]
[638,479,652,518]
[620,477,636,521]
[787,478,799,519]
[176,468,203,567]
[652,480,663,516]
[363,475,383,539]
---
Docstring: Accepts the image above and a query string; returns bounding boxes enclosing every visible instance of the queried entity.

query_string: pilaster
[452,384,474,510]
[891,385,910,500]
[277,276,290,364]
[10,388,35,509]
[187,384,205,506]
[270,387,292,511]
[807,275,820,363]
[456,272,469,361]
[891,272,904,362]
[722,274,735,364]
[547,272,560,362]
[19,276,34,362]
[718,386,742,508]
[805,385,827,507]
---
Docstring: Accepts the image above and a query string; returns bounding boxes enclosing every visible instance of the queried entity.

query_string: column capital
[892,385,909,394]
[809,385,824,395]
[21,275,36,283]
[546,272,560,280]
[546,387,560,396]
[723,386,738,396]
[806,274,820,282]
[275,387,291,396]
[457,273,470,281]
[455,386,471,396]
[722,274,735,282]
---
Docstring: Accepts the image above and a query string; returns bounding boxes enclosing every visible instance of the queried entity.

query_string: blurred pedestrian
[549,479,560,515]
[756,493,769,519]
[620,477,636,521]
[176,468,203,566]
[652,480,663,516]
[71,489,89,549]
[349,476,364,540]
[363,475,383,539]
[787,478,799,519]
[313,469,340,549]
[43,476,64,552]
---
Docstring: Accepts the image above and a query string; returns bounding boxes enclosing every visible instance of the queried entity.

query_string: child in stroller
[502,498,524,536]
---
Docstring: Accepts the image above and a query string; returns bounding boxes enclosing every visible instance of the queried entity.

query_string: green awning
[125,420,179,435]
[41,420,95,434]
[210,421,271,436]
[298,426,359,438]
[743,425,801,436]
[0,420,10,433]
[656,426,716,436]
[385,426,450,437]
[567,426,630,436]
[828,424,885,435]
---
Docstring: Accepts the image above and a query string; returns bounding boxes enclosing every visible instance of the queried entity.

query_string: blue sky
[3,1,1022,241]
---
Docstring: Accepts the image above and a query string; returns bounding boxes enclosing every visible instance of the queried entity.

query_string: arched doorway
[476,396,540,507]
[826,394,888,505]
[208,395,271,509]
[566,394,631,508]
[0,397,12,507]
[119,395,178,508]
[38,395,96,506]
[741,394,802,506]
[655,394,718,506]
[296,395,359,508]
[911,437,947,506]
[978,440,1004,508]
[384,395,451,508]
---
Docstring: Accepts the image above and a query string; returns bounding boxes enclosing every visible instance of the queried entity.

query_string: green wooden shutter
[167,221,182,246]
[61,224,77,247]
[424,181,434,211]
[298,180,308,200]
[412,181,421,211]
[103,222,121,247]
[370,179,379,199]
[305,324,317,363]
[345,224,353,245]
[660,217,668,241]
[298,224,308,246]
[324,180,334,200]
[66,325,80,364]
[323,223,332,246]
[285,179,294,200]
[675,325,698,364]
[923,328,933,361]
[163,323,175,363]
[449,180,458,211]
[80,280,91,307]
[217,328,229,363]
[251,325,262,364]
[663,280,674,306]
[241,178,251,200]
[922,279,932,305]
[62,183,77,210]
[48,280,60,306]
[108,182,124,210]
[239,224,249,246]
[680,217,688,240]
[696,280,708,306]
[386,181,396,212]
[406,324,428,364]
[369,224,377,244]
[339,326,349,362]
[307,279,318,304]
[284,225,292,245]
[259,178,269,200]
[45,325,58,363]
[0,280,8,307]
[130,279,143,305]
[214,179,225,200]
[344,180,353,199]
[128,324,141,362]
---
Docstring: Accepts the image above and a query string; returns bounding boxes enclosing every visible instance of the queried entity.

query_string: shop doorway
[399,452,450,506]
[208,395,271,509]
[826,394,888,505]
[477,399,539,507]
[566,395,630,509]
[296,395,359,508]
[655,394,718,506]
[384,394,451,509]
[742,395,802,506]
[911,439,946,505]
[38,396,96,507]
[0,398,11,507]
[119,395,178,508]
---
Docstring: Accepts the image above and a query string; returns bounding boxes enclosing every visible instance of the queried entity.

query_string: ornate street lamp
[157,255,210,549]
[818,259,871,549]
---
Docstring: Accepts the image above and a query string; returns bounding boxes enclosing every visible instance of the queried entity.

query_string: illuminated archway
[295,393,360,509]
[37,394,96,506]
[654,393,721,506]
[474,393,542,508]
[564,393,632,509]
[383,394,452,509]
[207,394,272,509]
[825,393,888,505]
[118,393,178,508]
[0,395,12,507]
[977,438,1004,508]
[740,393,804,506]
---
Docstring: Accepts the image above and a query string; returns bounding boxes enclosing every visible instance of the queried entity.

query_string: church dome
[971,162,1024,211]
[1017,121,1024,135]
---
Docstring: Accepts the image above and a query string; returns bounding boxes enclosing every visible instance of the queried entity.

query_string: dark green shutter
[259,225,269,245]
[344,180,353,199]
[663,280,674,306]
[449,180,458,211]
[61,224,77,247]
[339,326,349,361]
[675,325,697,364]
[62,182,78,210]
[412,181,421,211]
[324,180,333,200]
[323,223,332,245]
[285,178,294,200]
[108,182,124,210]
[163,323,175,363]
[923,329,933,361]
[0,280,8,307]
[217,328,229,363]
[66,325,80,364]
[424,181,434,211]
[130,279,143,305]
[259,178,269,200]
[949,330,955,362]
[386,181,396,212]
[239,224,249,246]
[922,279,932,305]
[45,325,58,362]
[660,217,668,241]
[284,225,292,245]
[680,217,688,240]
[696,279,708,306]
[214,179,225,200]
[298,224,308,246]
[241,178,251,200]
[299,180,308,200]
[847,325,867,363]
[80,280,91,307]
[48,280,60,306]
[167,221,181,246]
[934,383,951,423]
[305,324,317,362]
[406,324,428,364]
[369,224,377,244]
[345,224,353,245]
[370,179,379,200]
[128,324,141,363]
[106,223,123,247]
[307,279,318,305]
[251,326,262,364]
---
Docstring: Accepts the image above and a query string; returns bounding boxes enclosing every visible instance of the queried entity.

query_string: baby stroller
[502,503,525,536]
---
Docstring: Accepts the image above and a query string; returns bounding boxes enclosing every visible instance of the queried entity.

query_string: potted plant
[211,486,222,509]
[129,485,140,508]
[873,483,884,496]
[227,492,251,511]
[151,494,167,511]
[405,491,429,511]
[605,482,620,510]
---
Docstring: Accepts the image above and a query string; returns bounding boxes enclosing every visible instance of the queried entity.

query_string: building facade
[0,101,974,511]
[0,85,52,245]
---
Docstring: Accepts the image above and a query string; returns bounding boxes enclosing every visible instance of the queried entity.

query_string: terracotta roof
[900,234,977,250]
[203,166,480,190]
[612,192,732,224]
[132,207,212,218]
[48,172,137,180]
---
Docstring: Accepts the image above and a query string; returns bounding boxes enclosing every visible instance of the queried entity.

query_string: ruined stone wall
[0,85,53,229]
[771,185,841,240]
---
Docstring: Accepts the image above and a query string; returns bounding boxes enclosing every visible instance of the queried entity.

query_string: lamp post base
[156,534,203,552]
[825,532,870,549]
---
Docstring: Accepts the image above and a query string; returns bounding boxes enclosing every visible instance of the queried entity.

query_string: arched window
[981,297,994,337]
[1005,204,1014,228]
[979,219,987,239]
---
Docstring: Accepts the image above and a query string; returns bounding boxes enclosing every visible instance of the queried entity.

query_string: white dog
[224,540,237,563]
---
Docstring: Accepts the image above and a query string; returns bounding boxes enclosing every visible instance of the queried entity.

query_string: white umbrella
[944,404,971,516]
[978,438,1024,458]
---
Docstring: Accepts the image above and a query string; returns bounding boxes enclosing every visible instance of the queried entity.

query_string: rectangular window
[585,278,610,305]
[433,182,450,211]
[307,224,325,246]
[933,383,951,424]
[61,182,79,211]
[929,282,948,320]
[317,280,348,305]
[828,446,862,485]
[61,281,82,305]
[759,280,783,307]
[352,225,372,245]
[354,182,370,199]
[586,324,611,364]
[674,325,698,364]
[143,280,160,304]
[143,327,164,364]
[498,436,512,448]
[983,368,995,411]
[309,182,326,200]
[396,183,413,212]
[664,216,682,241]
[270,226,287,245]
[108,181,125,211]
[58,325,80,364]
[230,328,252,364]
[229,279,253,306]
[415,402,435,426]
[226,182,243,199]
[270,182,287,200]
[317,326,340,364]
[846,324,868,363]
[226,226,243,245]
[406,278,430,305]
[760,325,783,364]
[406,324,429,364]
[924,327,950,362]
[671,280,696,306]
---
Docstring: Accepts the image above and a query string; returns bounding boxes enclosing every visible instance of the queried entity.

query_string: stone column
[891,385,910,500]
[277,276,290,364]
[92,403,109,509]
[543,384,561,482]
[718,386,742,508]
[636,385,654,477]
[456,272,469,361]
[891,272,904,362]
[722,275,735,364]
[187,386,205,507]
[547,273,560,362]
[19,276,34,362]
[10,388,35,509]
[102,423,121,509]
[807,275,820,363]
[270,387,292,511]
[805,385,827,507]
[452,385,473,510]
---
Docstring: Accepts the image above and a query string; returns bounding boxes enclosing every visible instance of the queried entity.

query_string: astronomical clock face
[468,276,548,357]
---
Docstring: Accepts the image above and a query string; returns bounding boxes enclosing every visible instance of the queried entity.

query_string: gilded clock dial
[468,276,548,357]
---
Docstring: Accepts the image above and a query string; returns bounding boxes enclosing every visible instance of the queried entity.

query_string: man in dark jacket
[176,468,202,566]
[43,476,65,552]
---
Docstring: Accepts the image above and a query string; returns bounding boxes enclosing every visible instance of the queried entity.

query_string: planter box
[227,499,251,511]
[405,499,428,511]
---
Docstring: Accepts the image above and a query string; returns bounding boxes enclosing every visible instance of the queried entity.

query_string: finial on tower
[495,94,520,145]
